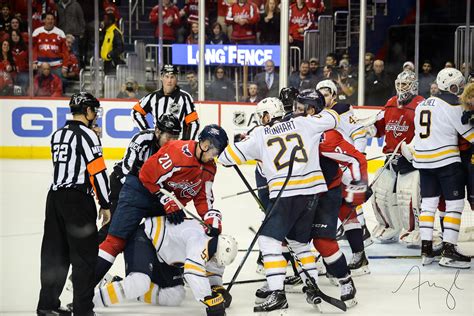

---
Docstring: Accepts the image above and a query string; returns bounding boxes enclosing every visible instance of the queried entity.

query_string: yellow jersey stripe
[413,149,459,159]
[184,263,206,274]
[269,175,325,189]
[465,133,474,142]
[352,129,366,138]
[419,215,435,223]
[300,256,316,265]
[443,216,461,225]
[144,283,155,304]
[106,283,119,304]
[264,260,287,269]
[227,145,243,165]
[152,216,163,247]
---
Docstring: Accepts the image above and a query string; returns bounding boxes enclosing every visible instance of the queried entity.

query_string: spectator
[57,0,85,56]
[225,0,260,44]
[444,60,455,68]
[461,62,471,75]
[62,34,80,93]
[289,60,316,91]
[306,0,326,17]
[0,4,12,32]
[117,76,144,99]
[335,59,357,104]
[34,62,63,97]
[32,13,69,79]
[259,0,280,44]
[207,66,235,101]
[402,61,415,72]
[254,59,279,99]
[325,52,338,67]
[186,22,200,44]
[309,57,323,79]
[182,70,198,100]
[100,13,124,75]
[365,59,392,106]
[430,82,440,97]
[289,0,312,52]
[365,52,374,73]
[216,0,231,37]
[243,82,259,103]
[418,60,436,98]
[468,72,474,84]
[207,22,230,44]
[0,39,14,95]
[178,0,209,44]
[104,0,121,23]
[322,65,338,81]
[9,30,28,94]
[149,0,180,63]
[2,17,29,43]
[32,0,58,30]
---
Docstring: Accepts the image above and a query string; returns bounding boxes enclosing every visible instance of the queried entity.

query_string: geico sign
[11,107,151,138]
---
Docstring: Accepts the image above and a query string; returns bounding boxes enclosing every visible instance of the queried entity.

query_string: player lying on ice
[93,217,238,316]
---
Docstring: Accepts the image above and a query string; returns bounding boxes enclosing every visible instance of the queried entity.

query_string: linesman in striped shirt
[131,64,200,140]
[37,92,111,316]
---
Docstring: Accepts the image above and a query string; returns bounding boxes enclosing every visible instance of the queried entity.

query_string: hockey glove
[400,141,415,162]
[202,292,226,316]
[166,209,186,225]
[211,285,232,308]
[203,209,222,237]
[159,193,181,214]
[345,181,368,206]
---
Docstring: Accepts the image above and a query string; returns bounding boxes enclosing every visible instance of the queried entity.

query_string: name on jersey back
[264,121,296,135]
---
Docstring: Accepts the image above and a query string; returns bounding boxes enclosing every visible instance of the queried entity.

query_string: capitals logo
[385,115,409,138]
[167,179,202,198]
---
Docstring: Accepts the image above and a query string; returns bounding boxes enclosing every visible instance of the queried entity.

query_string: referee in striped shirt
[37,93,110,316]
[131,64,200,140]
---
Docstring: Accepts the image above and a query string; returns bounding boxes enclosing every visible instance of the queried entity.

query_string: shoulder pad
[385,96,398,107]
[331,103,351,114]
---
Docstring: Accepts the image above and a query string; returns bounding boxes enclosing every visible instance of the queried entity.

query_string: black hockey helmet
[156,113,181,136]
[297,89,326,114]
[279,87,299,112]
[161,64,179,75]
[69,92,100,115]
[198,124,229,155]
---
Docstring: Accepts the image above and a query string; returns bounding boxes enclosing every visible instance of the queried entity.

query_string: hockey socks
[345,229,364,254]
[313,238,349,279]
[96,234,126,284]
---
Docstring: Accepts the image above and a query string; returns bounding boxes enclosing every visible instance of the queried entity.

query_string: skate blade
[363,238,374,248]
[344,298,358,308]
[326,277,339,287]
[256,265,265,275]
[439,258,471,269]
[255,297,267,304]
[255,308,288,315]
[285,286,304,294]
[421,256,434,266]
[350,266,371,277]
[375,237,398,244]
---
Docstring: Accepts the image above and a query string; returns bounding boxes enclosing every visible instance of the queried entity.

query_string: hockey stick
[159,188,212,230]
[221,155,386,200]
[226,147,299,292]
[233,157,346,311]
[223,278,266,286]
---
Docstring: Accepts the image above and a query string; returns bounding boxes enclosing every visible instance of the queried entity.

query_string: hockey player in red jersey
[367,70,425,246]
[95,124,229,285]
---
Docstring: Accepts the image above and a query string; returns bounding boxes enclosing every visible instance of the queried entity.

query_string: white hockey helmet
[213,234,238,267]
[395,70,418,102]
[255,97,285,123]
[436,68,466,95]
[316,79,338,96]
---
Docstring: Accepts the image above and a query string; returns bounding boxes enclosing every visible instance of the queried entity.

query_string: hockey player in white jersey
[413,68,474,269]
[219,98,339,313]
[93,217,238,315]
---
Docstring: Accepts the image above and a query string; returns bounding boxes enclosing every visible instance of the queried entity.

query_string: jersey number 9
[419,110,431,139]
[267,133,308,170]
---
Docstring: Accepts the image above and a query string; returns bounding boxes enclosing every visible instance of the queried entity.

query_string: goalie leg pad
[396,170,421,232]
[371,167,397,231]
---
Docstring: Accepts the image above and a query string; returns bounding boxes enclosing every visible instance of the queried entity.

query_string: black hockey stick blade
[311,283,347,312]
[223,278,266,286]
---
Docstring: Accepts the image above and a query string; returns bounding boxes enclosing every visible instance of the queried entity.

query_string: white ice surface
[0,159,473,315]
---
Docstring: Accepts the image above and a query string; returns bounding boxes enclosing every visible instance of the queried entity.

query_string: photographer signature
[392,265,463,310]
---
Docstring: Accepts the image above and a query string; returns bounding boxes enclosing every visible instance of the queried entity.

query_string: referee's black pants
[37,189,98,315]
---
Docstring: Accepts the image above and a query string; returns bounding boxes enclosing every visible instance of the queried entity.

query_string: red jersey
[225,1,260,42]
[182,0,209,26]
[319,129,368,189]
[149,5,181,41]
[32,26,69,69]
[11,44,29,72]
[374,95,424,154]
[64,50,80,78]
[139,140,216,217]
[33,73,63,97]
[289,3,313,41]
[32,0,58,30]
[0,60,13,91]
[218,0,231,17]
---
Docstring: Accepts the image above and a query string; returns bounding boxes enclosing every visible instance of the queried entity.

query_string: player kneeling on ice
[94,217,238,315]
[219,97,341,313]
[413,68,473,269]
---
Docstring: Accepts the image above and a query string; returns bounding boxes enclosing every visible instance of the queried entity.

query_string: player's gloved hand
[400,141,415,162]
[211,285,232,308]
[203,209,222,237]
[158,193,181,214]
[202,292,226,316]
[345,181,368,206]
[365,124,377,137]
[166,209,186,225]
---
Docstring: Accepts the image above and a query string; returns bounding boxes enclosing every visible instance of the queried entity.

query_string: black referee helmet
[161,64,179,75]
[69,92,100,115]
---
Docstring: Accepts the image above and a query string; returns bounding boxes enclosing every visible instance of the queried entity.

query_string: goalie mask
[395,70,418,104]
[255,97,285,124]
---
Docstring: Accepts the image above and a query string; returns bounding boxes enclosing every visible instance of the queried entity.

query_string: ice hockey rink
[1,159,473,316]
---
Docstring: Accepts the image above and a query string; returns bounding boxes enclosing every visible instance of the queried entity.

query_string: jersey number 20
[419,110,431,139]
[267,134,308,170]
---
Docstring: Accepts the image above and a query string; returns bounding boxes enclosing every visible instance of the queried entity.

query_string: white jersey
[413,95,474,169]
[331,103,368,153]
[142,217,223,301]
[219,110,339,198]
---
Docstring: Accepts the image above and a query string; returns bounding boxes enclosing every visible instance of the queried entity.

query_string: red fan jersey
[32,26,69,69]
[225,1,260,42]
[182,0,209,26]
[139,140,216,217]
[149,4,181,41]
[374,95,425,154]
[319,129,368,189]
[11,44,29,72]
[289,3,313,41]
